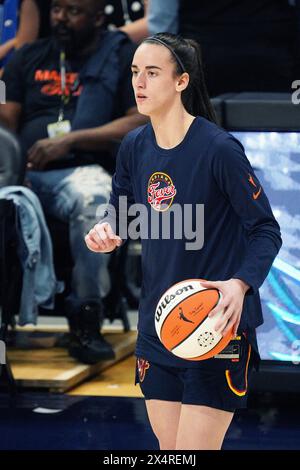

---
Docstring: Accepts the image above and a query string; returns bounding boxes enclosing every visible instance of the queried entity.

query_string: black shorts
[135,334,254,412]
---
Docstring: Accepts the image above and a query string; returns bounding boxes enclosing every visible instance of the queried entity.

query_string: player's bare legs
[176,404,234,450]
[145,400,181,450]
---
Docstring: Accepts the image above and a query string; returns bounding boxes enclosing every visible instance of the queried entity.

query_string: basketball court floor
[0,366,300,450]
[0,313,299,450]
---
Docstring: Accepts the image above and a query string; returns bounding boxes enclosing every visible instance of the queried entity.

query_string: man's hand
[200,278,250,337]
[85,222,123,253]
[27,135,71,171]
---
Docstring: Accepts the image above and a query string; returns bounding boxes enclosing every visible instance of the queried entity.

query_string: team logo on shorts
[147,172,177,211]
[137,358,150,383]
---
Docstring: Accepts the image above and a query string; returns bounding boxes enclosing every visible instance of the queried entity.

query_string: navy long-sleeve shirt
[103,117,282,367]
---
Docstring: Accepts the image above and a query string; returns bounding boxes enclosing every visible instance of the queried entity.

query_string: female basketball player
[84,33,282,450]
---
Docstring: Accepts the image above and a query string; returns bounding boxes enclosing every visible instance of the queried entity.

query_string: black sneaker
[67,303,115,364]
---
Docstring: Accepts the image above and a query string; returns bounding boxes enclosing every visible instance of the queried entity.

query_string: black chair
[210,92,236,128]
[0,127,24,388]
[0,125,24,188]
[0,199,22,391]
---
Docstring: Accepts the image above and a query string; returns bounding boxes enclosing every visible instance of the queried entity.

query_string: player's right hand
[85,222,123,253]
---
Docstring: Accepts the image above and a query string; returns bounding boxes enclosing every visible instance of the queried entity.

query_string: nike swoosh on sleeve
[253,187,262,200]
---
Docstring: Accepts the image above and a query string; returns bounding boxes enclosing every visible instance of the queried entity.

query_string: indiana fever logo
[147,172,177,212]
[137,358,150,383]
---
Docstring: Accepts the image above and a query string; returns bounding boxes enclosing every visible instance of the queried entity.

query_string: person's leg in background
[28,164,115,363]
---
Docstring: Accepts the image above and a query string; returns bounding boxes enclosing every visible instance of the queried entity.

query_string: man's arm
[120,17,149,44]
[0,102,22,131]
[27,107,148,170]
[65,106,147,151]
[15,0,40,49]
[0,0,39,58]
[0,39,16,63]
[148,0,179,35]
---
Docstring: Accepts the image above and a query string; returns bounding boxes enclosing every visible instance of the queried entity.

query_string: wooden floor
[7,328,140,394]
[69,355,143,397]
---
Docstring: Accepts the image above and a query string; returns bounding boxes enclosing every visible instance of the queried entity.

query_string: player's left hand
[199,278,250,337]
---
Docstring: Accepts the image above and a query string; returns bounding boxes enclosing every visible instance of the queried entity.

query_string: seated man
[0,0,145,363]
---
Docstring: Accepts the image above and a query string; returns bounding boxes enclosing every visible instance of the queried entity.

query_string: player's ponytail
[143,33,217,123]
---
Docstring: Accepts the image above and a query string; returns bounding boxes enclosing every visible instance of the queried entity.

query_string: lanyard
[58,50,70,122]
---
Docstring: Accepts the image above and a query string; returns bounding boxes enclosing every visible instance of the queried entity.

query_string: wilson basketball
[155,279,234,360]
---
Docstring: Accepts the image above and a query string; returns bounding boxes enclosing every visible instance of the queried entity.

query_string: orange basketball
[155,279,234,360]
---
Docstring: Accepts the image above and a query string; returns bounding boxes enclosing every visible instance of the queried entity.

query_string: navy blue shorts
[135,334,254,412]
